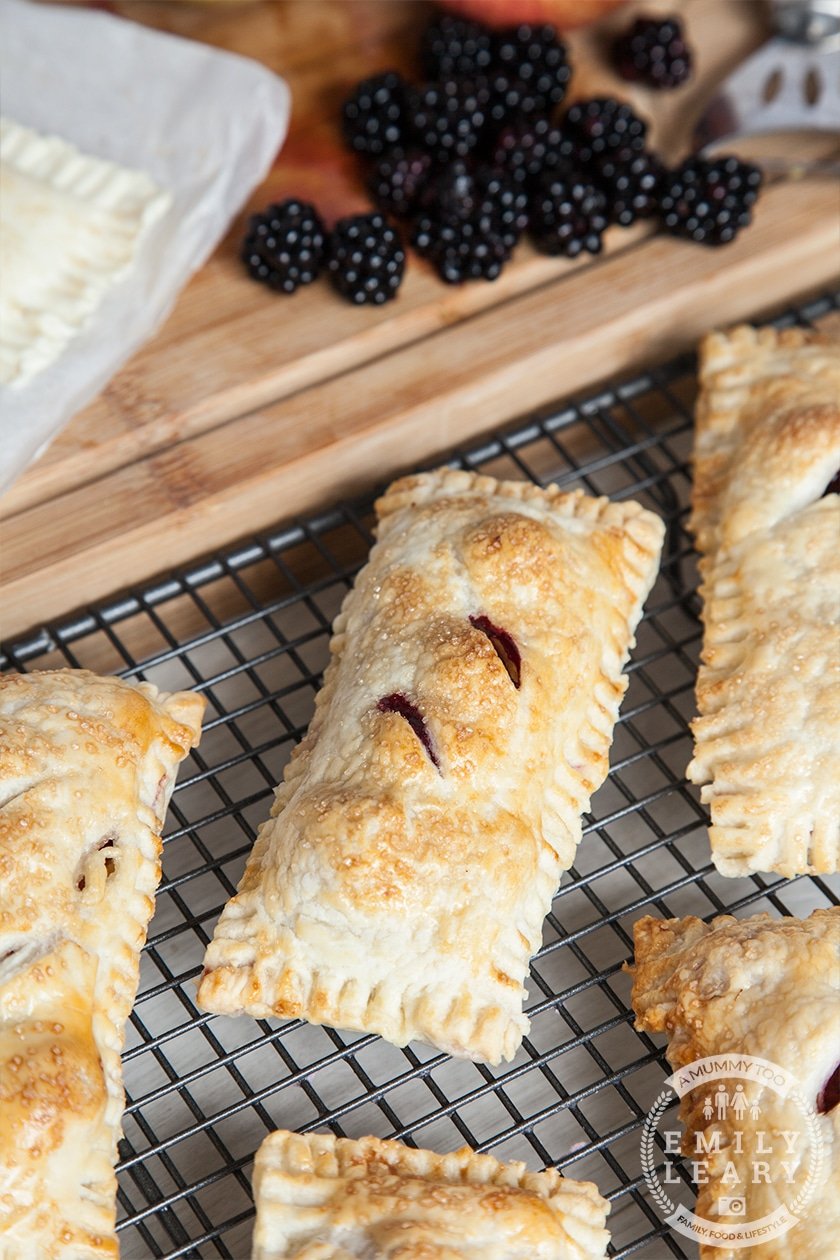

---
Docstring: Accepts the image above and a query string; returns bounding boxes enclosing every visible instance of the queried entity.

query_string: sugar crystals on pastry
[250,1130,611,1259]
[687,324,840,876]
[198,468,664,1064]
[0,668,204,1256]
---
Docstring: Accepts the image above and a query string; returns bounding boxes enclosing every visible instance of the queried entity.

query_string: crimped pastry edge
[251,1130,611,1260]
[686,498,840,878]
[0,118,168,217]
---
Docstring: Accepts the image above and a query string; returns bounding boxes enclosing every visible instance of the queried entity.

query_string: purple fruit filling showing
[377,692,440,770]
[470,615,521,688]
[817,1063,840,1114]
[822,469,840,498]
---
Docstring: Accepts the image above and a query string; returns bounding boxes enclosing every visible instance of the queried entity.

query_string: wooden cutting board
[2,0,838,638]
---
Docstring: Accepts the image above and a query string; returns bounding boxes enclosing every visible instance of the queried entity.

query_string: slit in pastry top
[198,469,664,1064]
[377,692,441,771]
[818,1063,840,1115]
[469,614,521,688]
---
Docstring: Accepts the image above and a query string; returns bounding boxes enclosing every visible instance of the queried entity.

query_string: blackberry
[472,69,545,128]
[418,160,475,218]
[408,80,486,160]
[421,161,528,247]
[493,24,572,112]
[491,117,579,187]
[563,97,648,165]
[368,148,433,219]
[421,14,494,81]
[327,213,405,304]
[240,199,326,294]
[595,149,664,226]
[529,168,608,257]
[341,71,408,157]
[412,163,526,283]
[660,155,762,246]
[613,16,693,90]
[413,214,509,283]
[477,165,530,249]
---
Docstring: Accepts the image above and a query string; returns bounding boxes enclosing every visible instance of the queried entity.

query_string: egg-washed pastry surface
[198,468,664,1064]
[631,908,840,1260]
[0,117,170,387]
[687,325,840,877]
[0,669,204,1258]
[251,1130,611,1259]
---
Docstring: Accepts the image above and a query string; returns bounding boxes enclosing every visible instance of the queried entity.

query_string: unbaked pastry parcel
[0,117,170,387]
[198,468,664,1064]
[250,1130,611,1260]
[0,669,204,1258]
[630,908,840,1260]
[687,325,840,877]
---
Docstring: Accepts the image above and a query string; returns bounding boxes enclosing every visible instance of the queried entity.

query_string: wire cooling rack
[3,290,839,1260]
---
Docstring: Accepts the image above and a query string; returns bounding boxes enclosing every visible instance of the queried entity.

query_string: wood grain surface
[2,0,838,638]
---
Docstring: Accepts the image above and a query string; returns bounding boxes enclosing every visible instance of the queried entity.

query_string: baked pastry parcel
[687,325,840,877]
[0,669,204,1258]
[0,117,170,387]
[631,909,840,1260]
[199,468,664,1063]
[251,1130,611,1259]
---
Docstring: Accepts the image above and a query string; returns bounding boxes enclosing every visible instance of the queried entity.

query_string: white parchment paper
[0,0,290,493]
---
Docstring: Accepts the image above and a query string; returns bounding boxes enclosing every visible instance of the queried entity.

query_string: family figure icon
[702,1084,762,1123]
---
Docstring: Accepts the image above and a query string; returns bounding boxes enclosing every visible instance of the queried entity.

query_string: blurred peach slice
[435,0,629,32]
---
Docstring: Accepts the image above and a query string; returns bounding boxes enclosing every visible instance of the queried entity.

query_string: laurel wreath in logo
[640,1089,677,1218]
[787,1086,826,1218]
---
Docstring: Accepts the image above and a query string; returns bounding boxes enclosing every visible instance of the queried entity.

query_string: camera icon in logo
[717,1196,747,1217]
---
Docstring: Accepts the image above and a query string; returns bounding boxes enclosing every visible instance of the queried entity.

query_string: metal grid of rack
[3,291,838,1260]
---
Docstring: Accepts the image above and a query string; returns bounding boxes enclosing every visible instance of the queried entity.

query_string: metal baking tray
[3,290,838,1259]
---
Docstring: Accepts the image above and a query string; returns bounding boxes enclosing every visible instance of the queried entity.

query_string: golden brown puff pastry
[0,669,204,1259]
[198,468,664,1064]
[687,325,840,877]
[251,1130,611,1259]
[630,909,840,1260]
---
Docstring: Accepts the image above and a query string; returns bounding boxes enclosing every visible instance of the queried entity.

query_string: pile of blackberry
[242,11,762,302]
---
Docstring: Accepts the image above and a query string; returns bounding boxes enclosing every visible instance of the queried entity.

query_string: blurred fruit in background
[434,0,629,33]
